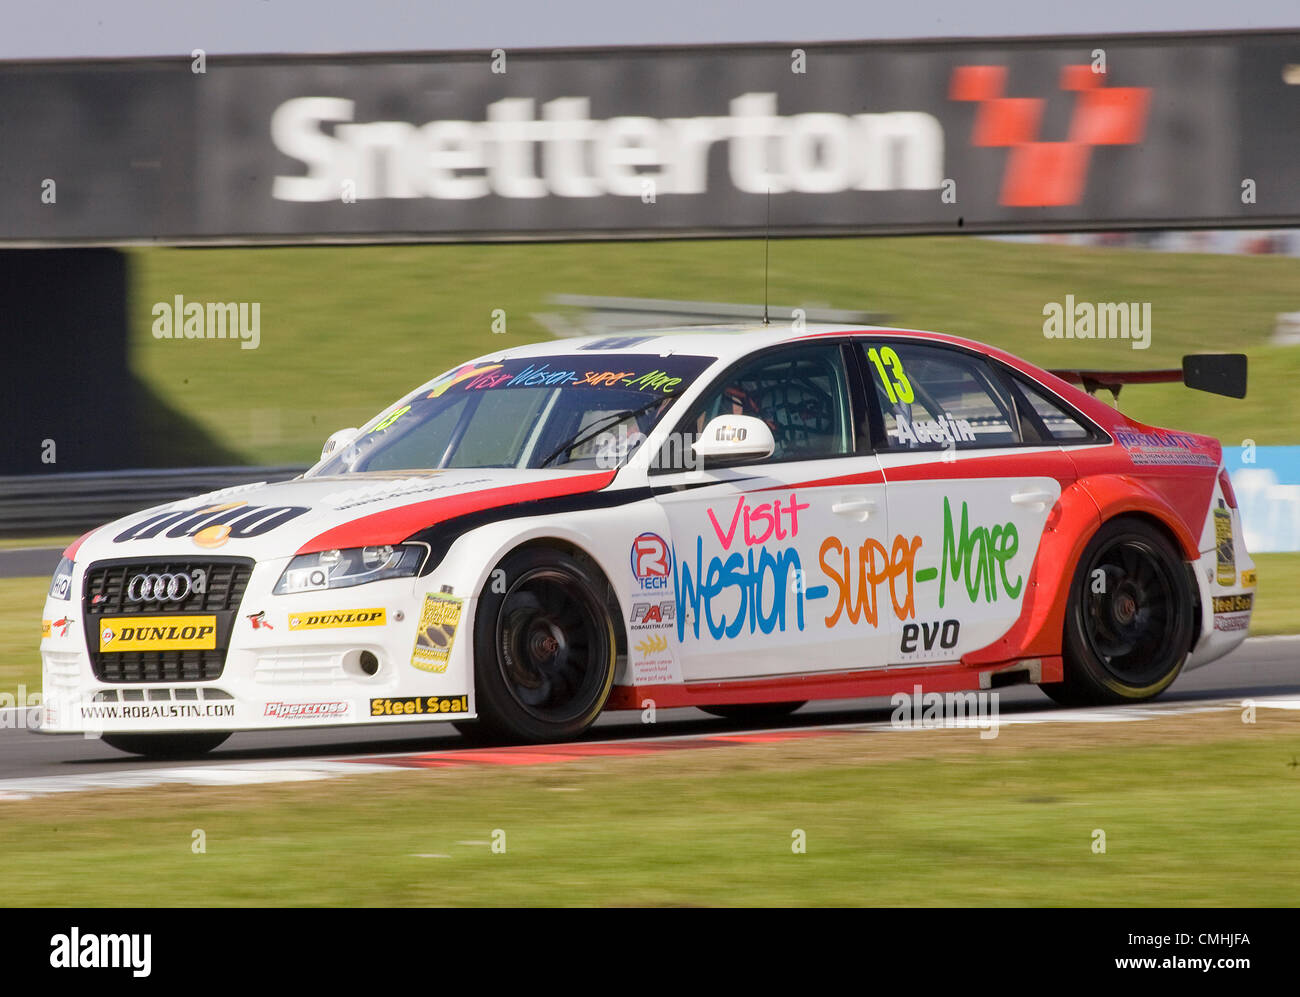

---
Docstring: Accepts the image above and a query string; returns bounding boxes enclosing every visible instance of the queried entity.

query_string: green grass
[0,535,75,551]
[0,578,46,695]
[1246,553,1300,636]
[3,716,1300,906]
[128,238,1300,465]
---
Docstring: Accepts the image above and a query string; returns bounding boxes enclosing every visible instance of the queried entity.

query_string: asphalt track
[1,636,1296,785]
[0,547,63,578]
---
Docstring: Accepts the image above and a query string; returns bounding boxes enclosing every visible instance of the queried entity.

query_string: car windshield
[312,353,715,474]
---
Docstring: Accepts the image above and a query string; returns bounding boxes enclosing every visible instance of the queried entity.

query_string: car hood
[69,468,617,565]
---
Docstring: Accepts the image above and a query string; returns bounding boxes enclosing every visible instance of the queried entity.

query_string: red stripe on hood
[63,528,98,560]
[296,471,616,554]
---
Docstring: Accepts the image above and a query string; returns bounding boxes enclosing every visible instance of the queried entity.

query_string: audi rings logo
[126,569,208,603]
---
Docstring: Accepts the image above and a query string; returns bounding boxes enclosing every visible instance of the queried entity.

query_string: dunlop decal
[287,608,386,631]
[99,616,218,652]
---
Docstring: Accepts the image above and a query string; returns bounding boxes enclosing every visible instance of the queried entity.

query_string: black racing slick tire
[1041,517,1195,706]
[99,733,230,758]
[700,702,807,722]
[472,547,617,743]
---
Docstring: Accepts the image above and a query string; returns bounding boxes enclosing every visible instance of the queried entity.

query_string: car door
[650,340,894,681]
[859,340,1078,666]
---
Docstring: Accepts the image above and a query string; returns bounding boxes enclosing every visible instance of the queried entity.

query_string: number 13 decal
[867,347,915,405]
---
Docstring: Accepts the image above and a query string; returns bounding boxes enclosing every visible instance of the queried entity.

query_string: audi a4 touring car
[39,324,1253,755]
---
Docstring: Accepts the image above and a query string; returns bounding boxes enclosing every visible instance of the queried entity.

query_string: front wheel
[472,547,617,743]
[99,733,230,758]
[1041,517,1195,706]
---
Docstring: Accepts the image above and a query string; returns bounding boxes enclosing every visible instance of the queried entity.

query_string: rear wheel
[472,547,617,743]
[1041,517,1194,706]
[99,733,230,758]
[700,702,806,722]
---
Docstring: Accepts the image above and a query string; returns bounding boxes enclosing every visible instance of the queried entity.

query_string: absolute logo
[114,501,310,548]
[264,700,349,720]
[151,295,260,350]
[1114,429,1217,468]
[287,608,385,630]
[50,928,151,977]
[270,94,943,202]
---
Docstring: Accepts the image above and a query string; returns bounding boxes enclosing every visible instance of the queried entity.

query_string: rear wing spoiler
[1049,353,1247,400]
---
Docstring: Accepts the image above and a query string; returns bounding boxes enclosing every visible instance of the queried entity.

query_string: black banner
[1,30,1297,244]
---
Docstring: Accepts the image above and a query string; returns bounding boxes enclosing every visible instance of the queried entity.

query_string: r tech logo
[631,532,671,591]
[950,63,1150,206]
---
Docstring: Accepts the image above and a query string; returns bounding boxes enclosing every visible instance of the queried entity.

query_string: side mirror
[320,427,360,462]
[692,415,775,468]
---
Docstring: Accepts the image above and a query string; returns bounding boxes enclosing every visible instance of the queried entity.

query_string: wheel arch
[961,476,1198,671]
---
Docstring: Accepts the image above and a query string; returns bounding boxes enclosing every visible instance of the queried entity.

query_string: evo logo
[50,927,151,977]
[899,618,960,655]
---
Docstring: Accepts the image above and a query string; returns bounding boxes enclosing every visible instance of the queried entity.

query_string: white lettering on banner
[271,95,944,202]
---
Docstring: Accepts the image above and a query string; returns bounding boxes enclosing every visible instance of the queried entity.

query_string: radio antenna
[763,188,771,326]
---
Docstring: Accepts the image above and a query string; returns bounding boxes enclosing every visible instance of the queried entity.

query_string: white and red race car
[39,325,1254,755]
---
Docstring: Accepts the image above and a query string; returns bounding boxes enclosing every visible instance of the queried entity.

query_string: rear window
[1010,377,1097,443]
[861,342,1021,451]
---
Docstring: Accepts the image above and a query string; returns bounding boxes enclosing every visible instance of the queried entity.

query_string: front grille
[94,649,226,684]
[84,560,252,616]
[83,558,253,683]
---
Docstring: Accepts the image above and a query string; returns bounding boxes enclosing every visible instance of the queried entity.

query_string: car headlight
[49,557,74,601]
[273,544,426,594]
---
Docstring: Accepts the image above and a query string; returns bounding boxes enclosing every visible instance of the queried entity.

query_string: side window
[662,343,853,468]
[860,342,1021,451]
[1010,377,1095,442]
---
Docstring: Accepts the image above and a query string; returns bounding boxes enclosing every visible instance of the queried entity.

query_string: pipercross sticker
[287,609,385,630]
[264,701,349,720]
[411,594,462,673]
[113,501,310,548]
[99,617,217,652]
